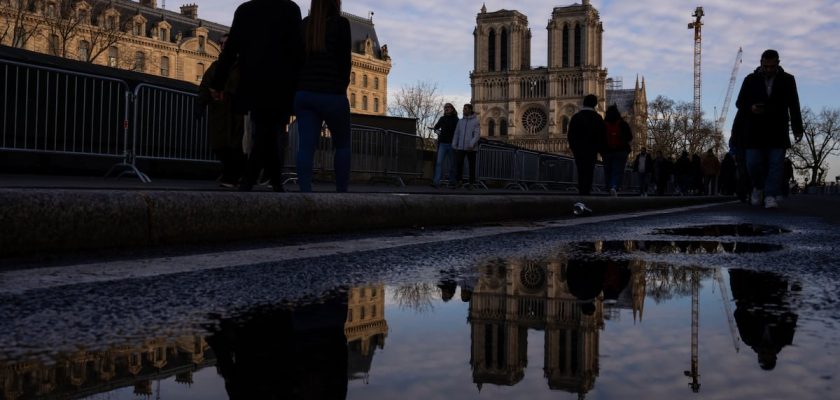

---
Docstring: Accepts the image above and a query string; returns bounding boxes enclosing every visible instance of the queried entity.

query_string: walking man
[568,94,605,195]
[735,49,803,208]
[211,0,304,192]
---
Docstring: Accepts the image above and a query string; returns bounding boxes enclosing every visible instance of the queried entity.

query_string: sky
[192,0,840,181]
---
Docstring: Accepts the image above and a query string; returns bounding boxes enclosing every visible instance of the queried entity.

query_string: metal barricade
[1,59,132,174]
[515,150,542,189]
[476,142,518,189]
[132,83,213,164]
[538,154,578,191]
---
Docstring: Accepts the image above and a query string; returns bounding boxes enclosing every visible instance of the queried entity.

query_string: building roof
[110,0,229,43]
[342,12,386,60]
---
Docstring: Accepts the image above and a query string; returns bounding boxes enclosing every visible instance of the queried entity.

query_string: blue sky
[193,0,840,180]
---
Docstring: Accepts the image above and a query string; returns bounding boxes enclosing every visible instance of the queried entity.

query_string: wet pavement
[1,196,839,399]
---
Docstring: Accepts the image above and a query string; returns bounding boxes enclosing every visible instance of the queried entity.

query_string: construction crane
[684,268,701,393]
[715,47,744,137]
[714,267,741,353]
[688,7,705,129]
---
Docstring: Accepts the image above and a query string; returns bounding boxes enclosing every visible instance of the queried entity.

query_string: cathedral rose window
[521,108,548,134]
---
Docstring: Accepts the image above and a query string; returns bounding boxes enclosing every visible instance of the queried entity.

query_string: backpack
[605,121,623,150]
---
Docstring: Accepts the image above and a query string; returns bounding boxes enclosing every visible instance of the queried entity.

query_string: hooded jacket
[735,66,803,149]
[453,114,481,151]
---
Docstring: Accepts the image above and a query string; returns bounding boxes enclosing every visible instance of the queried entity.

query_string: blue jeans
[294,91,351,192]
[603,151,629,190]
[433,143,455,185]
[746,148,785,197]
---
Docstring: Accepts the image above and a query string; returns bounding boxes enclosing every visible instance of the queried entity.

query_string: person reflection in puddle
[729,269,799,370]
[567,259,606,315]
[206,292,349,399]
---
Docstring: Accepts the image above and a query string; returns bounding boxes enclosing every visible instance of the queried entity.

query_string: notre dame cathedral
[470,0,647,156]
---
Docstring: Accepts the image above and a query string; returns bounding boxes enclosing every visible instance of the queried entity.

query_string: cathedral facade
[470,0,647,156]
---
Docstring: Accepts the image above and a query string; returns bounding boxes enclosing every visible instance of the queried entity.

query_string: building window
[13,27,25,48]
[488,119,496,137]
[198,36,206,53]
[372,304,377,318]
[196,62,205,81]
[160,56,170,77]
[48,34,60,55]
[46,3,56,18]
[133,22,142,36]
[562,24,570,68]
[574,24,582,67]
[562,115,570,135]
[108,46,118,67]
[78,40,90,61]
[363,75,368,88]
[374,77,379,90]
[487,29,496,71]
[500,28,508,71]
[350,93,356,108]
[133,51,145,72]
[362,96,368,111]
[500,118,508,136]
[350,72,356,85]
[159,28,168,42]
[105,15,117,30]
[79,10,88,23]
[374,98,379,113]
[348,309,353,322]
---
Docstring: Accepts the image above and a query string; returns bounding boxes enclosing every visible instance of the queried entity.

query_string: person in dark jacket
[674,151,692,195]
[735,49,804,208]
[601,104,633,196]
[295,0,352,192]
[719,152,737,196]
[653,151,672,195]
[197,34,245,188]
[210,0,303,192]
[431,103,459,188]
[632,147,653,196]
[568,94,606,195]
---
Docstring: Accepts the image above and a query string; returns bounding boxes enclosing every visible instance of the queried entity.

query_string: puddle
[570,240,784,254]
[653,224,791,237]
[1,252,833,400]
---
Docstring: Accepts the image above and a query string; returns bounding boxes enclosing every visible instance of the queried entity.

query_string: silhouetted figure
[632,147,653,196]
[206,293,349,399]
[602,260,631,302]
[701,149,721,195]
[211,0,304,192]
[296,0,353,192]
[653,152,673,196]
[568,94,606,195]
[735,49,804,208]
[674,151,692,195]
[729,269,798,370]
[567,259,606,315]
[197,33,245,188]
[730,109,752,202]
[719,152,737,196]
[601,104,633,196]
[782,157,794,197]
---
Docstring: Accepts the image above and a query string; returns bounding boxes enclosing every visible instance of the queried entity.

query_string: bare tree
[646,95,719,159]
[388,81,446,139]
[789,107,840,185]
[391,283,437,314]
[78,1,126,63]
[41,0,85,57]
[0,0,42,48]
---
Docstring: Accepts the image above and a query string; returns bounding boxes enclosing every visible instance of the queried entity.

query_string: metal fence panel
[133,84,213,162]
[1,60,129,158]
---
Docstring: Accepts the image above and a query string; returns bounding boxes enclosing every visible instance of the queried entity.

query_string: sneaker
[764,196,778,209]
[750,189,763,206]
[219,182,237,189]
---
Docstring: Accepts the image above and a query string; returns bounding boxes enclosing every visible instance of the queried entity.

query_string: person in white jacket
[452,104,481,188]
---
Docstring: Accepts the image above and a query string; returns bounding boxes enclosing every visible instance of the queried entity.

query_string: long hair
[304,0,341,54]
[444,103,458,118]
[605,104,622,123]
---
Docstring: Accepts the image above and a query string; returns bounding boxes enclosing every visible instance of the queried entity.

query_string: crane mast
[688,7,705,131]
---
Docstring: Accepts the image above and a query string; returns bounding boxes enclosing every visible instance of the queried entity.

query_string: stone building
[470,0,646,156]
[345,284,388,382]
[0,0,391,115]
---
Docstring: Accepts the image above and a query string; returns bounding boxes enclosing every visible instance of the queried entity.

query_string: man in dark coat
[735,49,804,208]
[568,94,606,195]
[211,0,304,192]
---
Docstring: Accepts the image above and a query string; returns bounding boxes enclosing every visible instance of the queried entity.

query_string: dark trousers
[454,150,476,185]
[574,152,596,195]
[294,91,352,192]
[214,146,246,184]
[245,109,289,188]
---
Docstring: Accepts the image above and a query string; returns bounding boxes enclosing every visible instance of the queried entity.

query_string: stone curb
[0,189,731,257]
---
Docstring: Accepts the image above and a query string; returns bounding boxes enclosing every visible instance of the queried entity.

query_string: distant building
[0,0,391,115]
[606,76,648,156]
[470,0,646,156]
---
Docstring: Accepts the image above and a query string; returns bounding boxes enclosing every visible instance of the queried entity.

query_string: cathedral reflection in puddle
[0,243,821,400]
